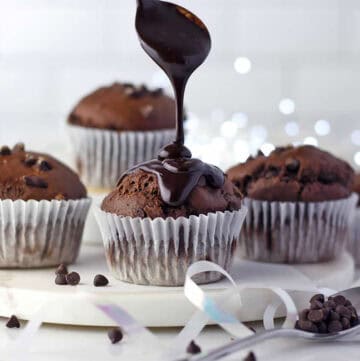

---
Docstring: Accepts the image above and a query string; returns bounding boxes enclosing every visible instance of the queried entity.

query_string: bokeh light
[314,119,331,136]
[279,98,295,115]
[234,57,252,74]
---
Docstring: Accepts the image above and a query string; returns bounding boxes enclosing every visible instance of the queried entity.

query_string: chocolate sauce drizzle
[124,0,225,206]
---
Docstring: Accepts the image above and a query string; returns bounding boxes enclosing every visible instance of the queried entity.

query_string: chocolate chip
[324,300,336,310]
[308,309,324,323]
[310,294,325,304]
[0,146,11,156]
[333,295,346,306]
[66,272,80,286]
[186,340,201,355]
[299,309,309,321]
[55,274,67,285]
[38,159,52,171]
[285,158,300,172]
[55,263,68,275]
[108,328,123,344]
[298,320,318,333]
[310,300,323,310]
[93,274,109,287]
[13,143,25,152]
[341,317,350,330]
[328,320,343,333]
[6,315,20,328]
[317,322,328,334]
[329,310,340,321]
[24,155,37,167]
[318,172,336,184]
[243,351,257,361]
[24,176,48,188]
[336,305,352,319]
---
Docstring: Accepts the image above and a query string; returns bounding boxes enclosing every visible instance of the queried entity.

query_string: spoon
[177,287,360,361]
[135,0,211,146]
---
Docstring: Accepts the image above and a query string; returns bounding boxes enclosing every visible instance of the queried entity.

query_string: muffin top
[68,82,177,131]
[101,167,242,219]
[0,144,87,201]
[227,145,354,202]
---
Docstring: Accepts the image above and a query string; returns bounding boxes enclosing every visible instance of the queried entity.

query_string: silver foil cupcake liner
[348,206,360,266]
[0,198,91,268]
[67,124,176,189]
[95,207,247,286]
[240,194,358,264]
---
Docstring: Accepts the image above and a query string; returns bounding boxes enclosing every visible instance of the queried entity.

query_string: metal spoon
[178,287,360,361]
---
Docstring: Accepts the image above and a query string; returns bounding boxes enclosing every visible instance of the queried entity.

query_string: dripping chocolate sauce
[120,0,225,206]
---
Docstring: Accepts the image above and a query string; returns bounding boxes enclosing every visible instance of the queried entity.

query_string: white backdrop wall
[0,0,359,171]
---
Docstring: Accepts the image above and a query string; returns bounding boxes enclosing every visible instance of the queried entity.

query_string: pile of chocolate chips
[295,294,359,333]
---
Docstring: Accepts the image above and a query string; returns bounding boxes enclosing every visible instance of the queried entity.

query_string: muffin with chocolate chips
[227,145,357,263]
[0,144,90,268]
[348,174,360,265]
[67,82,177,190]
[97,155,246,286]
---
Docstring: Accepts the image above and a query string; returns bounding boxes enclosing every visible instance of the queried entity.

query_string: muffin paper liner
[348,205,360,266]
[67,124,176,189]
[240,194,358,264]
[0,198,91,268]
[95,207,248,286]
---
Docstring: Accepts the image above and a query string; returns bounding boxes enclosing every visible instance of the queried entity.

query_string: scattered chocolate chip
[38,159,52,171]
[243,351,257,361]
[24,175,48,188]
[13,143,25,152]
[285,158,300,172]
[55,264,68,275]
[6,315,20,328]
[66,272,80,286]
[93,274,109,287]
[24,155,37,167]
[108,328,123,344]
[0,146,11,156]
[336,305,352,319]
[329,310,340,321]
[318,172,336,184]
[55,274,67,285]
[186,340,201,355]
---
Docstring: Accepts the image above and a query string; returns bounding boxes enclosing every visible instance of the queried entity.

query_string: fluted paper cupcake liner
[67,124,176,189]
[348,207,360,266]
[239,194,358,264]
[95,207,247,286]
[0,198,91,268]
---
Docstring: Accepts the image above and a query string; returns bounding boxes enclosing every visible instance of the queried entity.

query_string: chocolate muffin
[348,174,360,265]
[67,82,177,190]
[227,145,354,202]
[0,143,90,268]
[227,145,357,263]
[102,169,242,219]
[68,82,176,131]
[0,144,87,201]
[96,156,246,286]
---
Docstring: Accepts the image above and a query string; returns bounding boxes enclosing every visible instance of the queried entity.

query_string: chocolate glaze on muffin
[68,82,177,131]
[102,168,242,219]
[0,143,87,201]
[227,145,354,202]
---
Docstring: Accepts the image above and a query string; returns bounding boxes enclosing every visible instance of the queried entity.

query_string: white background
[0,0,359,171]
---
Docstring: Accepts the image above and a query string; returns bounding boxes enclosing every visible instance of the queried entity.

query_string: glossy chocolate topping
[130,0,226,207]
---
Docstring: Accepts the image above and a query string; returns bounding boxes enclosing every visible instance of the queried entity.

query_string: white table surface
[0,317,359,361]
